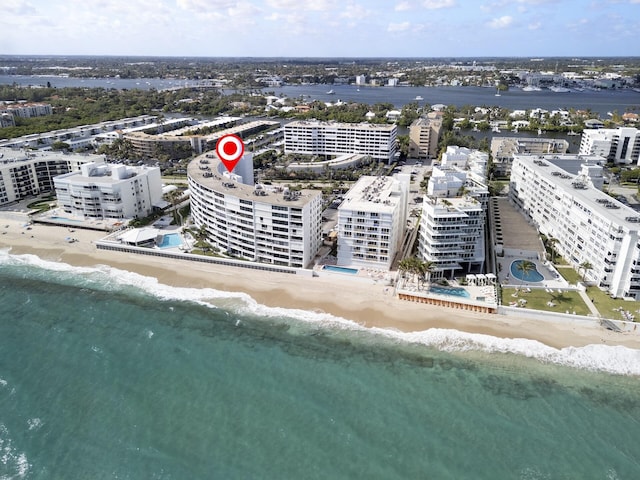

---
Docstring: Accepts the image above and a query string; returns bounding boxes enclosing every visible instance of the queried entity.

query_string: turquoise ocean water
[1,250,640,479]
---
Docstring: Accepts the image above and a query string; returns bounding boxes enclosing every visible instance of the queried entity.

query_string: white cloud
[528,21,541,30]
[422,0,456,8]
[265,0,336,11]
[387,21,411,32]
[487,15,513,28]
[176,0,237,9]
[395,1,412,10]
[4,0,37,15]
[340,3,372,19]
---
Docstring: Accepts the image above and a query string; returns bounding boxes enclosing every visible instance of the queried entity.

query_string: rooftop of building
[187,152,320,208]
[285,120,397,132]
[514,153,640,227]
[0,147,104,165]
[339,175,404,213]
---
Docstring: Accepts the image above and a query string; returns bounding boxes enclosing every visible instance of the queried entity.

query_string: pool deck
[497,253,568,291]
[395,276,499,314]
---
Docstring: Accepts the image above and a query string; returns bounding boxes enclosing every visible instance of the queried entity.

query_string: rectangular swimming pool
[158,233,183,249]
[428,285,470,298]
[322,265,359,275]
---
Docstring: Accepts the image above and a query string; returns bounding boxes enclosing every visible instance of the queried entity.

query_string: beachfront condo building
[408,115,443,160]
[510,153,640,299]
[0,148,103,206]
[579,127,640,165]
[490,136,570,176]
[284,120,398,163]
[188,153,322,268]
[54,161,163,221]
[417,147,489,279]
[336,175,409,270]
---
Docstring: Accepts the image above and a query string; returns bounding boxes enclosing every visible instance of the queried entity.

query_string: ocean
[1,250,640,479]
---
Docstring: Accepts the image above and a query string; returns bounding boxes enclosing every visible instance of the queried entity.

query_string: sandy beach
[2,218,640,350]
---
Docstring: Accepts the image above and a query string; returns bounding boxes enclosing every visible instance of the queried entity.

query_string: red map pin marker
[216,134,245,173]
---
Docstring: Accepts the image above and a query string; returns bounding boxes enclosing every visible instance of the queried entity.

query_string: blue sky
[2,0,640,57]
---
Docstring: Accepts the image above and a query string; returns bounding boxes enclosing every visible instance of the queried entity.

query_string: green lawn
[587,286,639,322]
[502,287,590,315]
[556,266,582,285]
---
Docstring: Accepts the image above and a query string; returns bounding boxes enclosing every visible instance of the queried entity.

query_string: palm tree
[418,260,436,288]
[398,257,414,280]
[579,261,593,283]
[515,260,536,282]
[191,224,212,253]
[164,188,183,225]
[398,256,427,287]
[546,236,559,263]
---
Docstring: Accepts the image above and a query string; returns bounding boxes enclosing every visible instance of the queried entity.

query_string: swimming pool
[48,216,82,223]
[322,265,359,275]
[158,233,183,249]
[510,259,544,283]
[428,285,470,298]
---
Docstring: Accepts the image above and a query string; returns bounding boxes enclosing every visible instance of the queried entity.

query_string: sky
[2,0,640,58]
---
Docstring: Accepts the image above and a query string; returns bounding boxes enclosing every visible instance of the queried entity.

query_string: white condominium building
[0,102,52,119]
[417,147,489,279]
[510,153,640,299]
[490,136,569,176]
[0,148,101,206]
[337,175,408,270]
[54,161,163,221]
[579,127,640,165]
[284,120,397,163]
[188,153,322,268]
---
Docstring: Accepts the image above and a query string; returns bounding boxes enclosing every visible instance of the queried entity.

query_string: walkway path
[577,288,600,317]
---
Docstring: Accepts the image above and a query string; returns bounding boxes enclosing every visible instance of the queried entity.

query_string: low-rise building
[0,101,52,119]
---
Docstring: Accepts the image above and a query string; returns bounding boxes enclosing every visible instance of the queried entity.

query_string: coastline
[2,219,640,351]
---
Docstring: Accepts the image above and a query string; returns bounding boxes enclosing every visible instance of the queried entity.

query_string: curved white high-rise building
[187,152,322,268]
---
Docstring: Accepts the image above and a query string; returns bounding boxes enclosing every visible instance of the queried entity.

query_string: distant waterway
[1,74,639,116]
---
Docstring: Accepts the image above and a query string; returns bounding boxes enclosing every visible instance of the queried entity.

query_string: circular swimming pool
[510,260,544,283]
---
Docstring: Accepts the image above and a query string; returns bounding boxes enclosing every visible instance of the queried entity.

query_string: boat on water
[415,95,424,101]
[522,85,541,92]
[549,86,571,93]
[567,130,580,136]
[494,88,501,97]
[327,89,335,94]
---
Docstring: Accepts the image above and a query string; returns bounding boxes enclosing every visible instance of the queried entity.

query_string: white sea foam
[0,424,30,478]
[2,250,640,376]
[0,379,6,388]
[26,418,42,431]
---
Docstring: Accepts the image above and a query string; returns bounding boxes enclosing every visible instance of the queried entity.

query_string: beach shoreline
[2,219,640,351]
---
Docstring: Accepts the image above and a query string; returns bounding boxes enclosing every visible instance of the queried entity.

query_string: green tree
[515,260,536,281]
[579,261,593,283]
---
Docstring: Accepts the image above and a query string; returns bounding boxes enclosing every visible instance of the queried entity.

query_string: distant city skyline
[2,0,640,58]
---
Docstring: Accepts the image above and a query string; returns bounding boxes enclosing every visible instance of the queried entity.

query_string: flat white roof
[339,175,402,213]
